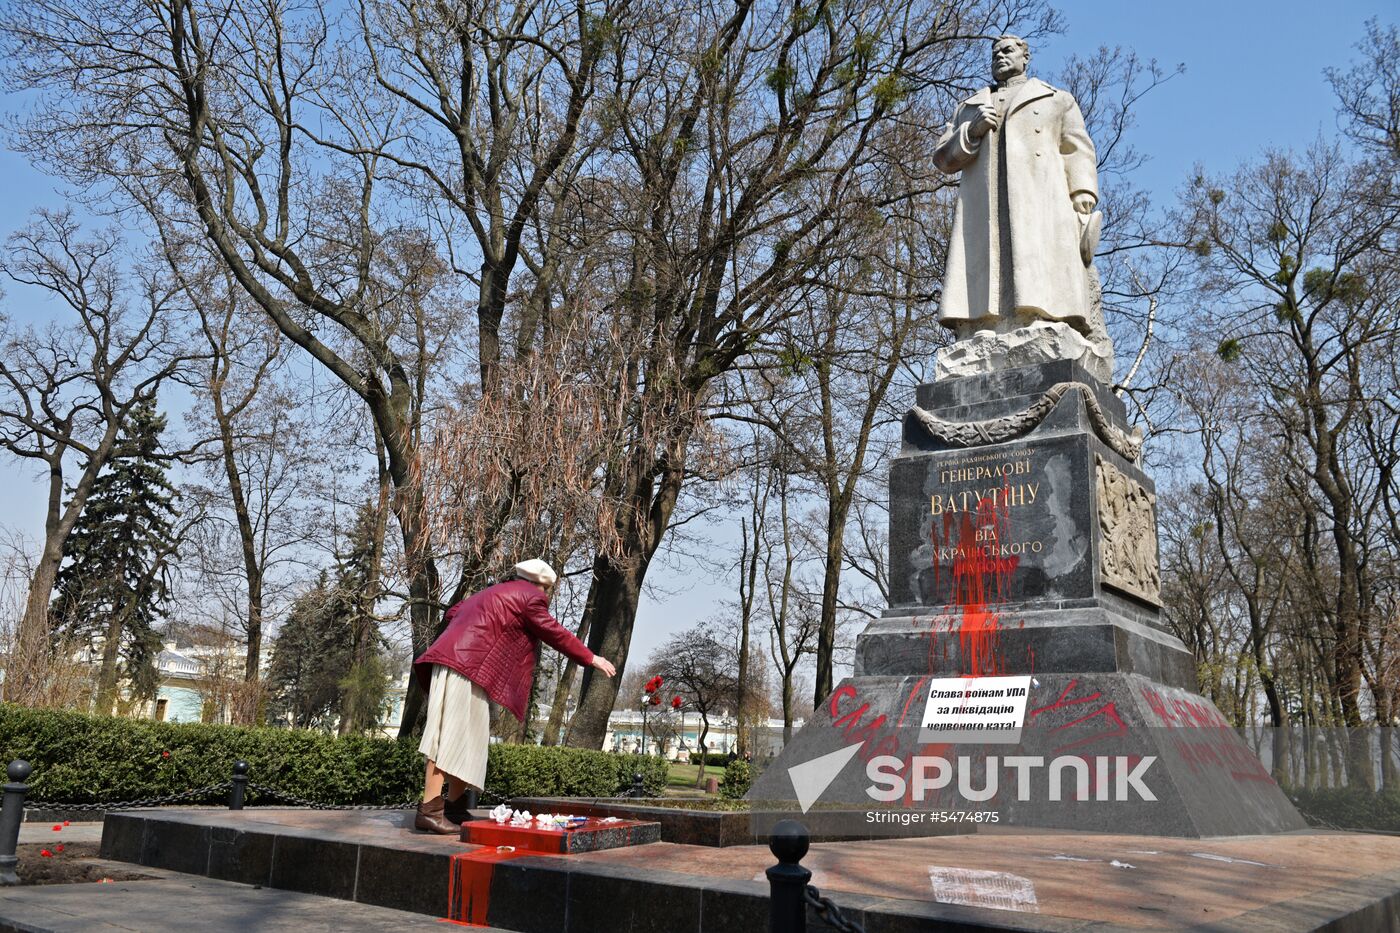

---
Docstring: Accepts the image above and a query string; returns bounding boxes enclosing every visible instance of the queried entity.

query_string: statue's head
[992,35,1030,82]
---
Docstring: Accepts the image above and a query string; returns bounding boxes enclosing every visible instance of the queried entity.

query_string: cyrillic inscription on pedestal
[890,434,1097,610]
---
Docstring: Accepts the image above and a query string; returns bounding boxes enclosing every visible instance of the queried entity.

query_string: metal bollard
[228,761,249,811]
[0,760,33,886]
[631,772,645,798]
[766,819,811,933]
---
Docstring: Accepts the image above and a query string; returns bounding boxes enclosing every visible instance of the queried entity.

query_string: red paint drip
[929,483,1018,677]
[444,818,651,926]
[896,675,931,728]
[447,848,528,926]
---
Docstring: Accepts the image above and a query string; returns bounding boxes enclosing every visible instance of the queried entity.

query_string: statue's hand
[969,103,1001,139]
[1072,192,1097,214]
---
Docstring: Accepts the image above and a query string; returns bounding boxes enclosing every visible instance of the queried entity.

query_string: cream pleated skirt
[418,665,491,789]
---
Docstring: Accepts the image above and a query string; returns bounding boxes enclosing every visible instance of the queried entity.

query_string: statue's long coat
[933,77,1098,331]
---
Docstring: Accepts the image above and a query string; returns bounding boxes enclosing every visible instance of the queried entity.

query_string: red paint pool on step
[443,817,659,926]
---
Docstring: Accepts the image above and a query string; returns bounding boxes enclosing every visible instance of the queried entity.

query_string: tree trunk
[541,661,577,746]
[215,410,263,688]
[393,479,442,738]
[566,442,686,748]
[12,444,109,703]
[567,553,647,747]
[781,672,795,744]
[695,720,710,788]
[541,580,593,745]
[735,520,757,756]
[95,606,127,714]
[813,500,848,705]
[12,545,63,701]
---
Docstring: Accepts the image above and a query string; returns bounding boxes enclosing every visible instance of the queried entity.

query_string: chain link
[26,783,233,812]
[805,884,867,933]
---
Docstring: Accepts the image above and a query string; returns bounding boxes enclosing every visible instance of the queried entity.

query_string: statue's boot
[414,795,457,834]
[444,788,478,824]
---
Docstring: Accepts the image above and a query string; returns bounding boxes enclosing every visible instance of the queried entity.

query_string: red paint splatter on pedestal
[930,484,1019,677]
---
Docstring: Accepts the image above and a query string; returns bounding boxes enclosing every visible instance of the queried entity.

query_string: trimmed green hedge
[1289,785,1400,832]
[688,751,732,767]
[0,704,666,805]
[485,744,668,799]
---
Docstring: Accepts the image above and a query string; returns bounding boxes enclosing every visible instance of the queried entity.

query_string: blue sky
[0,2,1392,671]
[1039,1,1383,197]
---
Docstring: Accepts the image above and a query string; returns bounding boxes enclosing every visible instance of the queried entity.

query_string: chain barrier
[805,884,867,933]
[245,782,418,810]
[23,773,649,814]
[25,783,233,812]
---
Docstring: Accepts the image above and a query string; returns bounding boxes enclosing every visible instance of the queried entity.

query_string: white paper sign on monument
[920,675,1032,744]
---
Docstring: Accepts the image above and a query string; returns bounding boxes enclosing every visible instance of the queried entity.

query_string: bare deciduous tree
[0,212,189,700]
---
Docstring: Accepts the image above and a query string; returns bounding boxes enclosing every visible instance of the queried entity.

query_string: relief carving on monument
[1095,453,1161,605]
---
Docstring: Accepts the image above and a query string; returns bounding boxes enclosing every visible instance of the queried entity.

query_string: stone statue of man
[933,35,1112,380]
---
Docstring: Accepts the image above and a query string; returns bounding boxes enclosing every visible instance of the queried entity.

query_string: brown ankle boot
[414,795,457,834]
[444,790,476,825]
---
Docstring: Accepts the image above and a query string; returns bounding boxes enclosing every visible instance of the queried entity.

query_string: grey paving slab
[17,824,102,846]
[0,873,509,933]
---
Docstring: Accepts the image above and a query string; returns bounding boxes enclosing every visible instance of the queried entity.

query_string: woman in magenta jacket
[411,559,615,833]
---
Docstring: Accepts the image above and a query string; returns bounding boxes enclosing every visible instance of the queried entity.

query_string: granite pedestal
[85,807,1400,932]
[750,361,1308,837]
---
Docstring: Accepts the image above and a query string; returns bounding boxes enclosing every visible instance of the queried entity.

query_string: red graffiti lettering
[833,702,870,732]
[1027,678,1128,754]
[828,684,858,718]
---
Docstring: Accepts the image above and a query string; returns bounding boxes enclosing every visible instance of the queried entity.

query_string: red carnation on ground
[56,844,64,853]
[40,849,52,858]
[671,696,682,710]
[161,750,170,759]
[52,824,61,831]
[62,821,70,826]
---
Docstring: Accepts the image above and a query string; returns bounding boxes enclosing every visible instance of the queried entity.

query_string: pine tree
[335,501,390,733]
[51,397,179,710]
[265,500,389,732]
[265,574,351,729]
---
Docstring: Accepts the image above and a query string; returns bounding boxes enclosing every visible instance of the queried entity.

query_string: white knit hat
[512,559,558,587]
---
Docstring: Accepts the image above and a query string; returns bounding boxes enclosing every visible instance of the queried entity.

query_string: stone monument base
[747,671,1309,837]
[747,358,1307,837]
